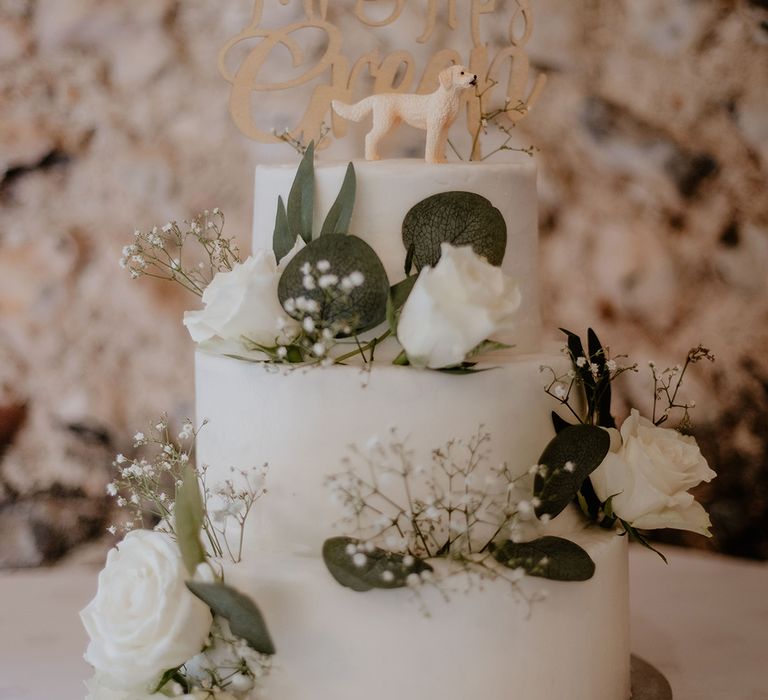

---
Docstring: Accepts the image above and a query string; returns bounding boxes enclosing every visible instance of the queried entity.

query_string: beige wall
[0,0,766,565]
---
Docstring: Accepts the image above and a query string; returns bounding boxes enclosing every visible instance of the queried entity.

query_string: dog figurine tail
[331,96,375,122]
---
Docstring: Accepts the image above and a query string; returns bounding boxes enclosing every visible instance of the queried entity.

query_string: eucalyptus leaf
[392,350,410,366]
[404,243,415,276]
[322,537,432,592]
[186,581,276,655]
[287,141,315,244]
[272,196,294,264]
[491,536,595,581]
[320,163,356,236]
[534,424,610,519]
[402,191,507,271]
[278,235,390,335]
[174,463,206,575]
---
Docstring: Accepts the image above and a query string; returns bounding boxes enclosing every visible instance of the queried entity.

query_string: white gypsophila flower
[183,245,302,346]
[396,244,522,369]
[80,530,213,688]
[590,409,716,535]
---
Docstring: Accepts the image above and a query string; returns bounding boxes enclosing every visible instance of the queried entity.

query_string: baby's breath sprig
[542,345,638,426]
[120,209,240,297]
[650,344,714,429]
[326,429,541,598]
[271,122,331,155]
[449,79,538,162]
[106,416,266,564]
[244,259,370,367]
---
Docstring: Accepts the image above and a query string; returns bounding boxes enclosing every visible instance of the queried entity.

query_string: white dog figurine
[332,65,478,164]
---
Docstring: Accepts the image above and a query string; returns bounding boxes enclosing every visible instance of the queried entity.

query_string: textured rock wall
[0,0,766,566]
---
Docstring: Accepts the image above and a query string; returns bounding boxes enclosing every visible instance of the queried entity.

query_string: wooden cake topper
[219,0,546,160]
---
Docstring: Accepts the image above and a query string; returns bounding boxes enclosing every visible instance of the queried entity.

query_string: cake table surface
[0,545,765,700]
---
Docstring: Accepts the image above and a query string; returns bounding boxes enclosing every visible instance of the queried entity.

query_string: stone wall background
[0,0,766,567]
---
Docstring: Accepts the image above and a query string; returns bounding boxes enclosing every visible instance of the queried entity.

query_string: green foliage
[322,537,432,592]
[533,424,610,519]
[320,163,356,236]
[402,191,507,273]
[174,464,207,575]
[560,328,617,428]
[287,141,315,245]
[386,275,417,334]
[272,196,293,264]
[186,581,276,655]
[491,536,595,581]
[278,235,390,335]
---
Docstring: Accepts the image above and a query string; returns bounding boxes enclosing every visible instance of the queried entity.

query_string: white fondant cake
[191,159,633,700]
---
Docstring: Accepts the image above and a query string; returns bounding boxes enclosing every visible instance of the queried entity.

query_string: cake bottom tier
[226,521,630,700]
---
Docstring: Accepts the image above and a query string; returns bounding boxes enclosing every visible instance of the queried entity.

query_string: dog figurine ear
[439,67,454,90]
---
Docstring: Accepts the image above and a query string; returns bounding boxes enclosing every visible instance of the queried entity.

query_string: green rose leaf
[278,235,390,335]
[386,275,417,334]
[320,162,357,236]
[491,536,595,581]
[186,581,276,655]
[287,141,315,244]
[175,463,207,575]
[402,191,507,271]
[534,424,610,519]
[322,537,433,592]
[272,195,294,265]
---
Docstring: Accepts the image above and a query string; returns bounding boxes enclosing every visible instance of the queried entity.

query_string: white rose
[397,244,521,368]
[81,530,213,688]
[590,409,716,535]
[183,246,300,346]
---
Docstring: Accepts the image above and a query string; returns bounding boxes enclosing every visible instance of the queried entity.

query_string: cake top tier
[252,158,542,353]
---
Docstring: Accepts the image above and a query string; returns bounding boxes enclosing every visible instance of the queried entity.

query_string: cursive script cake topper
[218,0,546,158]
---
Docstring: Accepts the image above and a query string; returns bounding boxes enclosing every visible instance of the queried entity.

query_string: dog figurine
[332,65,478,164]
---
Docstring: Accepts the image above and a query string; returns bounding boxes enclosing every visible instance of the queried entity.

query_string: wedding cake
[80,4,717,699]
[194,158,630,699]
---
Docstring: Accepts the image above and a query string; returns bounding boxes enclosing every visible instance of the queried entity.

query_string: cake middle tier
[195,348,566,554]
[252,159,541,353]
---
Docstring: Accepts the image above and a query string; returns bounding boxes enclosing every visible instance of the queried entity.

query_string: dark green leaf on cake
[490,536,595,581]
[587,328,616,429]
[404,242,416,276]
[437,362,497,375]
[320,162,356,236]
[386,275,417,333]
[534,424,610,519]
[322,537,432,592]
[401,191,507,271]
[551,411,573,434]
[272,196,295,264]
[287,140,315,244]
[175,463,207,575]
[186,581,276,655]
[278,235,390,335]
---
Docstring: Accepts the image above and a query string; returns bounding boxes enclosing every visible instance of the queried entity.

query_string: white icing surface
[252,159,542,352]
[226,517,630,700]
[197,347,569,554]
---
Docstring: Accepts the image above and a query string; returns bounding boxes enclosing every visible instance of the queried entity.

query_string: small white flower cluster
[183,617,272,697]
[120,209,239,298]
[326,429,533,567]
[280,260,365,364]
[106,416,266,564]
